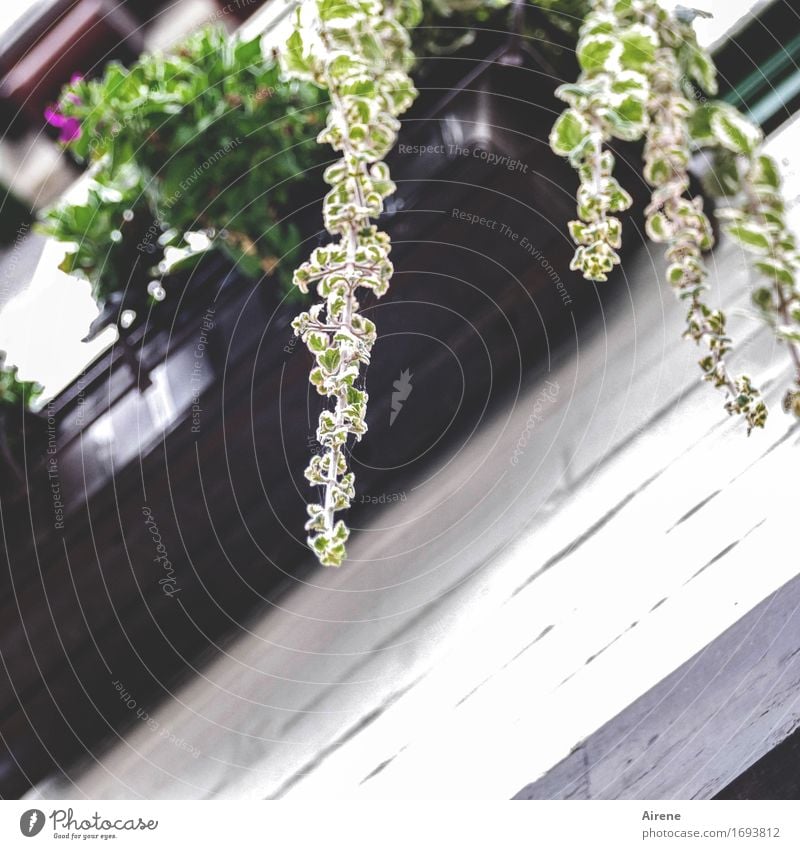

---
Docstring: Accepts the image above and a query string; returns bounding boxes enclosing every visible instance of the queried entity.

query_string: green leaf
[688,103,717,146]
[318,348,342,374]
[726,222,772,252]
[549,109,590,157]
[609,70,648,98]
[283,28,314,79]
[644,155,671,186]
[702,149,742,197]
[606,94,647,141]
[396,0,422,29]
[318,0,361,22]
[667,263,686,285]
[577,34,619,74]
[686,45,718,95]
[555,83,591,106]
[619,25,657,73]
[752,155,781,190]
[754,259,795,286]
[568,220,587,244]
[234,35,263,69]
[307,332,329,352]
[776,325,800,343]
[751,286,773,311]
[710,106,763,155]
[646,211,670,242]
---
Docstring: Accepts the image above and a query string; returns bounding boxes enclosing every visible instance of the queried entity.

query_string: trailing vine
[281,0,421,566]
[706,135,800,419]
[279,0,800,566]
[642,16,766,432]
[548,0,654,282]
[550,0,800,433]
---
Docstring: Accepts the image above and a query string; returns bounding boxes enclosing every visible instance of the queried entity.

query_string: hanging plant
[550,0,800,432]
[280,0,800,566]
[281,0,422,566]
[40,27,328,314]
[701,120,800,418]
[39,165,157,305]
[38,1,798,568]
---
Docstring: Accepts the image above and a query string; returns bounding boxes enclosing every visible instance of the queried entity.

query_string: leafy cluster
[40,27,327,311]
[0,352,42,410]
[643,36,765,431]
[39,166,155,304]
[701,126,800,419]
[551,0,800,430]
[282,0,421,567]
[549,0,656,281]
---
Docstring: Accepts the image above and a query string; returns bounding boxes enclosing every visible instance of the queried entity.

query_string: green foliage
[283,0,419,567]
[549,3,655,282]
[549,109,590,158]
[0,352,42,410]
[40,27,328,307]
[716,146,800,416]
[642,32,765,433]
[710,104,763,156]
[39,166,159,303]
[552,0,800,431]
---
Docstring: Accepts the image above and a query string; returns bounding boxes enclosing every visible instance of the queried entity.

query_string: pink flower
[44,73,84,141]
[44,106,82,142]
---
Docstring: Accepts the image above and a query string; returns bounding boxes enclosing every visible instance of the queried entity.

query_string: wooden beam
[514,557,800,800]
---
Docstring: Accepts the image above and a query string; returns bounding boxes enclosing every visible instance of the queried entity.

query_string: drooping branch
[549,0,655,281]
[281,0,420,566]
[713,148,800,418]
[641,28,766,432]
[550,0,800,432]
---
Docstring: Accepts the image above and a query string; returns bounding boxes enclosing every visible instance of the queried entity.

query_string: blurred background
[1,0,800,801]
